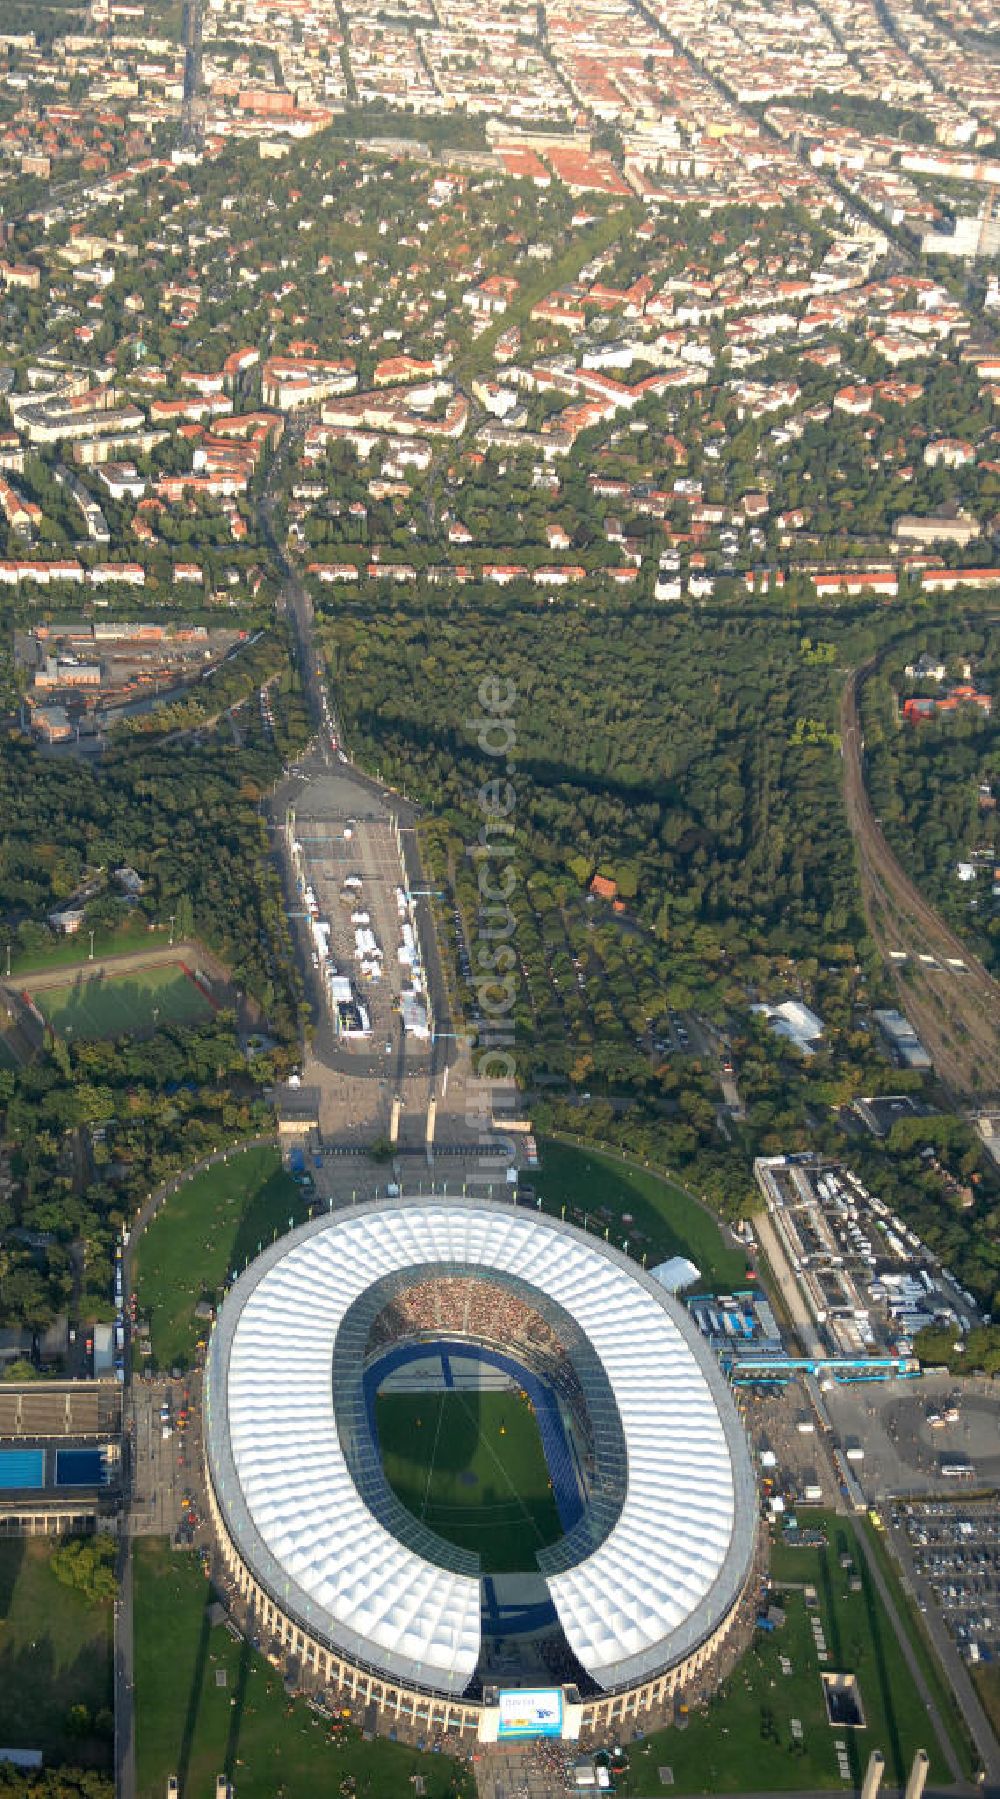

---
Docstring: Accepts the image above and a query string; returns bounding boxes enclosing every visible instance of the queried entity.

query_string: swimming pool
[0,1449,45,1490]
[55,1448,105,1487]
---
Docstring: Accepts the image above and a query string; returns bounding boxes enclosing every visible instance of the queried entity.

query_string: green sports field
[376,1389,563,1572]
[31,962,214,1040]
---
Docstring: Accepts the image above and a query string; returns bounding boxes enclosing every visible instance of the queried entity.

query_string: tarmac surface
[825,1375,1000,1498]
[271,748,491,1156]
[751,1209,825,1358]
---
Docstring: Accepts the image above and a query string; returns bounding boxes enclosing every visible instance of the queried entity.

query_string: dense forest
[0,681,311,1334]
[0,1012,277,1334]
[322,590,1000,1303]
[0,1771,112,1799]
[0,699,307,1026]
[328,595,863,969]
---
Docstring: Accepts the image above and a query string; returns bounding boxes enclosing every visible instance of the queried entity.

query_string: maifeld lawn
[133,1540,475,1799]
[133,1145,308,1369]
[377,1387,562,1572]
[0,1537,113,1770]
[535,1136,747,1292]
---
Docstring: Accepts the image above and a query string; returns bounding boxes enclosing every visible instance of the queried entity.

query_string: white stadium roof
[205,1198,755,1696]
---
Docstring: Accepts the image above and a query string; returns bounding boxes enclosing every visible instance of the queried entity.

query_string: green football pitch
[375,1389,564,1573]
[31,962,214,1040]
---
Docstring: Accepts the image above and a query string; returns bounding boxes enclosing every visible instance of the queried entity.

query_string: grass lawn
[770,1517,949,1784]
[376,1389,562,1572]
[134,1145,307,1370]
[536,1137,747,1292]
[33,962,213,1041]
[141,0,185,37]
[616,1512,949,1796]
[10,918,165,976]
[133,1539,476,1799]
[0,1538,113,1769]
[971,1664,1000,1740]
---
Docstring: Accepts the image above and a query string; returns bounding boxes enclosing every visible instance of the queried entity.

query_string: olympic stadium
[203,1196,759,1743]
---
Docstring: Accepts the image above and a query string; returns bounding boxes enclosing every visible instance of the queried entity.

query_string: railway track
[841,663,1000,1102]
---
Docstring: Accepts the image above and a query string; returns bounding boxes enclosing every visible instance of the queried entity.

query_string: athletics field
[375,1389,563,1573]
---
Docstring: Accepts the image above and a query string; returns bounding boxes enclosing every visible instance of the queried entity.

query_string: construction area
[16,621,249,741]
[842,662,1000,1101]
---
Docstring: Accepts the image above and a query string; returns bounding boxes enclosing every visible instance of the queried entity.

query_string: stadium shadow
[230,1171,310,1276]
[176,1603,211,1793]
[224,1635,252,1779]
[858,1552,904,1780]
[0,1537,24,1615]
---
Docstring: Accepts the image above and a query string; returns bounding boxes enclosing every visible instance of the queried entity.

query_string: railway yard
[841,662,1000,1103]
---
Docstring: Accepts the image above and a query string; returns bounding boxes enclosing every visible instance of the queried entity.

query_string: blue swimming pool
[55,1448,105,1487]
[0,1449,45,1490]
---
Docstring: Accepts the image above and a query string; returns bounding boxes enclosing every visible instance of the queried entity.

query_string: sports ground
[376,1388,564,1573]
[30,960,214,1040]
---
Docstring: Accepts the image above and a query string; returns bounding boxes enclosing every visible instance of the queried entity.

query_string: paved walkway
[753,1208,825,1358]
[850,1518,965,1787]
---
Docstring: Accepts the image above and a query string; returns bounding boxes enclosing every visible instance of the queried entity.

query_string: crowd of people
[368,1276,569,1367]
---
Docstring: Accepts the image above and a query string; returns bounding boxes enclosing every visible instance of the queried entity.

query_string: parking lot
[824,1374,1000,1499]
[897,1498,1000,1666]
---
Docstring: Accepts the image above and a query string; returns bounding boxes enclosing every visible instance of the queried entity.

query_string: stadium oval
[204,1197,759,1741]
